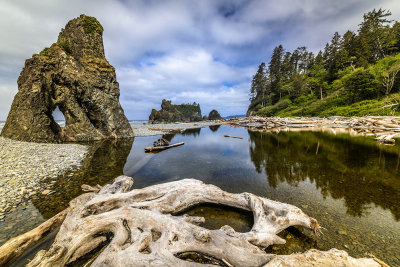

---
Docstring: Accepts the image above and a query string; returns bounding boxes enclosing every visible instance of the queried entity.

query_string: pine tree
[250,62,267,105]
[358,8,396,62]
[269,45,284,102]
[308,51,328,99]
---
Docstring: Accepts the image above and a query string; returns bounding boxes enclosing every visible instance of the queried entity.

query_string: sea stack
[149,99,202,123]
[1,15,133,142]
[208,109,222,120]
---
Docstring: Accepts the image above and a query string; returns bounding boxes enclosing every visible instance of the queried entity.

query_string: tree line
[249,9,400,116]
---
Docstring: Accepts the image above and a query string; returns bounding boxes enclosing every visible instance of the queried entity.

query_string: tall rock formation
[208,109,222,120]
[1,15,133,142]
[149,99,202,123]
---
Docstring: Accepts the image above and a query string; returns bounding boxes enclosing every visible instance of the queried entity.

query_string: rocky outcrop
[149,99,202,123]
[1,15,133,142]
[208,109,222,120]
[149,99,183,123]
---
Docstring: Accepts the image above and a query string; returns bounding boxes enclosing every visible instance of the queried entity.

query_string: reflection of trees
[32,138,134,219]
[249,130,400,220]
[209,125,221,132]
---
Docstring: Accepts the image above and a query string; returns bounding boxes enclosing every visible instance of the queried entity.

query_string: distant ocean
[129,120,148,125]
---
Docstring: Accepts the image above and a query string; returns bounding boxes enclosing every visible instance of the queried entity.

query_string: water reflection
[180,127,201,136]
[209,125,221,132]
[248,130,400,220]
[5,126,400,266]
[31,138,134,218]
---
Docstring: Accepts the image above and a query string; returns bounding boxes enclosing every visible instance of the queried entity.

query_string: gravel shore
[0,121,220,221]
[0,137,88,220]
[131,121,221,136]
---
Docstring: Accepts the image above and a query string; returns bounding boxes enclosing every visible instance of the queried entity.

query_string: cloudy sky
[1,0,400,120]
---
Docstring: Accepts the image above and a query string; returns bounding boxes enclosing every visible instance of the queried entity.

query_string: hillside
[248,8,400,117]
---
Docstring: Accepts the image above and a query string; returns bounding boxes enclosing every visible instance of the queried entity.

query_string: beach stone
[338,230,347,235]
[1,14,133,142]
[41,190,51,195]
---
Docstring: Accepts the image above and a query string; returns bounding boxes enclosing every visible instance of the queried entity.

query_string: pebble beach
[0,137,88,220]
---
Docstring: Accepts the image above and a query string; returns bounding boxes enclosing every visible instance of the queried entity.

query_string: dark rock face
[149,99,202,123]
[1,15,133,142]
[208,109,222,120]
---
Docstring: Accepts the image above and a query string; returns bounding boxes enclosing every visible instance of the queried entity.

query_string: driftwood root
[3,176,381,266]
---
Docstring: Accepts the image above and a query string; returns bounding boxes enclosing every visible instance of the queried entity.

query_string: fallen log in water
[145,142,184,152]
[0,176,382,266]
[221,134,244,139]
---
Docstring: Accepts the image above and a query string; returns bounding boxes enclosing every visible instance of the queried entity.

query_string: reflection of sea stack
[1,15,133,142]
[209,125,221,132]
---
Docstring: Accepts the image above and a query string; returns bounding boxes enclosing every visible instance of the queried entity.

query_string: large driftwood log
[21,176,382,266]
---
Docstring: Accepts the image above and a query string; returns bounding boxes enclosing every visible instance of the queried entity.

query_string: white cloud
[1,0,400,120]
[117,49,254,118]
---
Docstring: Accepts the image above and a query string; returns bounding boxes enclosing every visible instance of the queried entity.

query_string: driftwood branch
[0,208,70,266]
[10,176,379,266]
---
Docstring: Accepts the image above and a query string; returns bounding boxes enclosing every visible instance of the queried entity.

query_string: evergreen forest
[248,9,400,117]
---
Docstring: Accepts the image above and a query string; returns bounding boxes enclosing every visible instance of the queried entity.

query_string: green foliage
[343,68,379,103]
[174,103,201,119]
[255,104,263,111]
[39,47,50,57]
[256,99,291,116]
[82,15,104,34]
[58,39,72,55]
[248,8,400,117]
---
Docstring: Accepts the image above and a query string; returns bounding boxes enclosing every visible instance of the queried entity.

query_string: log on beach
[144,142,184,152]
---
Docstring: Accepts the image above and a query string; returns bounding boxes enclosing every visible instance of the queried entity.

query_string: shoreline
[223,116,400,144]
[131,121,221,136]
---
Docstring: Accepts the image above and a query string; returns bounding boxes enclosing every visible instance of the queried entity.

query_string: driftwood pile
[0,176,382,266]
[224,116,400,144]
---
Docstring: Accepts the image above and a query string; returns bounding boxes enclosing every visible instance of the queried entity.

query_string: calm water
[2,125,400,265]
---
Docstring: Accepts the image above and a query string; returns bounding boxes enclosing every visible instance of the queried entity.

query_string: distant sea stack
[208,109,222,120]
[1,15,133,142]
[149,99,202,123]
